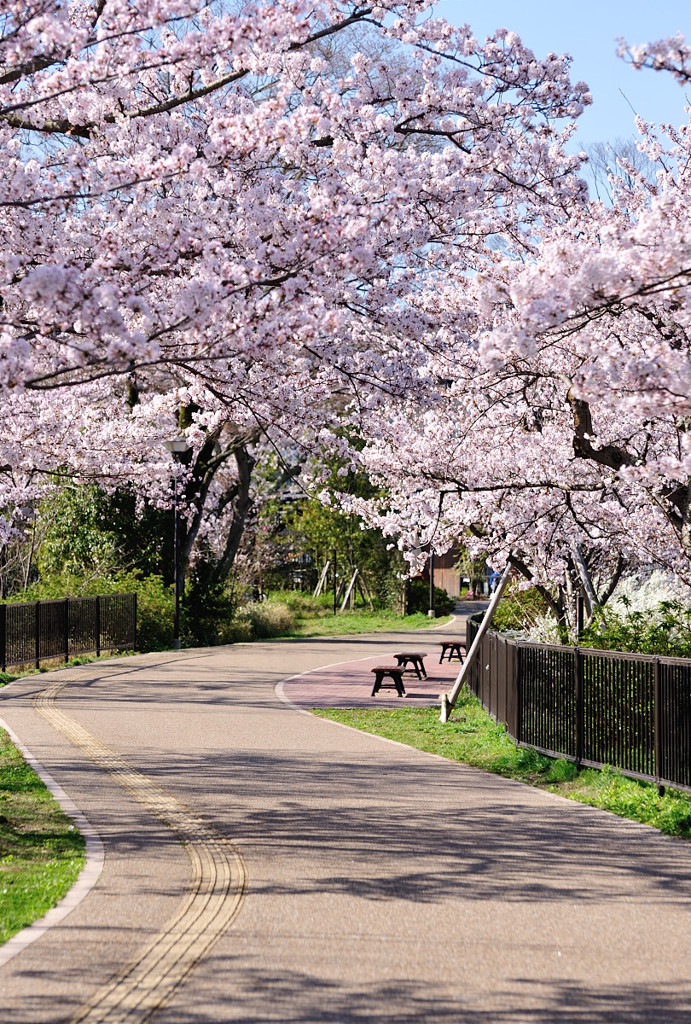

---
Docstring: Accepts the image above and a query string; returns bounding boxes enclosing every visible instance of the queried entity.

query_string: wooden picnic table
[437,641,465,664]
[370,665,406,697]
[393,652,427,679]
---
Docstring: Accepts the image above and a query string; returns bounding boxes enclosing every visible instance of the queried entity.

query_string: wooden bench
[393,652,427,679]
[371,665,406,697]
[437,641,465,664]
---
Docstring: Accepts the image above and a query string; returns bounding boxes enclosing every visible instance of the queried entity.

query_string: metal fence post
[0,603,5,673]
[64,597,70,663]
[96,595,101,657]
[35,601,40,669]
[574,646,584,769]
[654,657,665,795]
[133,593,138,651]
[514,644,523,744]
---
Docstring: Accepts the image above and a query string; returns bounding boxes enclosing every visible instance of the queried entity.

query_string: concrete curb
[0,717,105,968]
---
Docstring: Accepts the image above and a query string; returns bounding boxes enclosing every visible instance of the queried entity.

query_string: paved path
[1,619,691,1023]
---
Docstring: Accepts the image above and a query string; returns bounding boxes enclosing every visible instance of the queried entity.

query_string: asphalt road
[1,622,691,1024]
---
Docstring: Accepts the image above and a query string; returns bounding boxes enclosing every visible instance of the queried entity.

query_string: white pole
[440,562,513,722]
[339,569,359,613]
[313,561,330,599]
[357,571,376,612]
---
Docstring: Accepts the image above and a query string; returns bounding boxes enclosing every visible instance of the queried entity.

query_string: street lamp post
[163,438,191,650]
[428,490,452,618]
[428,549,435,618]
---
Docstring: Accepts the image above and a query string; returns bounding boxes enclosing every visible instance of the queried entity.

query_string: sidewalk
[1,621,690,1023]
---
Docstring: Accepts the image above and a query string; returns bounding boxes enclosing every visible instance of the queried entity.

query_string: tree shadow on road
[105,744,691,909]
[166,966,691,1024]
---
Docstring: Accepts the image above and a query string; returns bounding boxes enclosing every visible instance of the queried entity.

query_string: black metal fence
[0,594,137,672]
[465,614,691,792]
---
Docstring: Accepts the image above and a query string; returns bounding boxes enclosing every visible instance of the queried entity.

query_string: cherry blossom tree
[1,0,588,390]
[0,0,592,590]
[472,50,691,572]
[340,38,691,629]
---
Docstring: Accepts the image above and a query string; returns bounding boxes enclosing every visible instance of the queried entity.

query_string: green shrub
[127,574,175,652]
[492,585,552,633]
[7,570,173,653]
[220,619,254,644]
[181,566,237,647]
[407,579,455,616]
[236,601,296,638]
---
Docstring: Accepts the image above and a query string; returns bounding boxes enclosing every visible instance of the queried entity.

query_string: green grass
[284,610,452,637]
[245,589,454,640]
[313,688,691,839]
[0,728,86,944]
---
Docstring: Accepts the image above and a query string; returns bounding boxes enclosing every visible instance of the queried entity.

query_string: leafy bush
[127,574,175,652]
[182,564,238,647]
[406,579,455,616]
[8,570,174,653]
[235,601,296,638]
[492,585,552,633]
[220,619,254,644]
[579,598,691,657]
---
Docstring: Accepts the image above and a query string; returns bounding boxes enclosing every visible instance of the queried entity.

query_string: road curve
[36,675,247,1024]
[1,624,691,1024]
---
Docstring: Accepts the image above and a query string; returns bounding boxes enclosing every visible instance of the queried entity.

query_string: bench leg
[372,671,405,697]
[398,657,422,679]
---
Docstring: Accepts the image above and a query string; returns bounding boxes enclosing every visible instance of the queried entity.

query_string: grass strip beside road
[0,727,85,945]
[286,611,453,637]
[313,688,691,840]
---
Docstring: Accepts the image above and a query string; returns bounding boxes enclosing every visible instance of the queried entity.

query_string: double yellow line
[35,678,247,1024]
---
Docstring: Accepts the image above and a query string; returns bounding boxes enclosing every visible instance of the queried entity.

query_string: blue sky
[435,0,690,144]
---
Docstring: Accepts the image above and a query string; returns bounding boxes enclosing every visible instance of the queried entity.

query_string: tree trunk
[172,424,258,599]
[209,446,256,589]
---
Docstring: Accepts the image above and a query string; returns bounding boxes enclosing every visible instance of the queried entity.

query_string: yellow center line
[34,677,248,1024]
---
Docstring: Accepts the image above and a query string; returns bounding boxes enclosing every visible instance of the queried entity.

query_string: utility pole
[163,438,191,650]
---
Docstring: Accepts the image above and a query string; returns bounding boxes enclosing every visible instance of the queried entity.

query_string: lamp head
[163,438,191,456]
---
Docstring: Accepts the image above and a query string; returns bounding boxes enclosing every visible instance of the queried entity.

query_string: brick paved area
[281,644,465,709]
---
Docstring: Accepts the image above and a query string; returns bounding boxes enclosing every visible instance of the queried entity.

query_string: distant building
[421,549,491,597]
